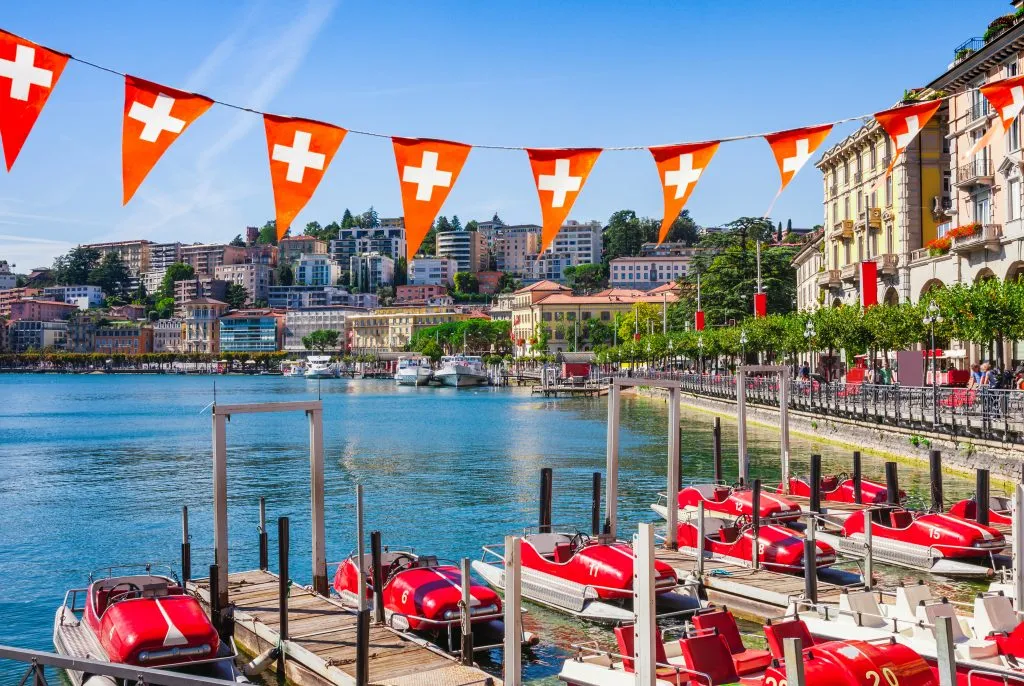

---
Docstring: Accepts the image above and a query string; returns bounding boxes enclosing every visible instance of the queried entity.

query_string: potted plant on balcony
[948,223,981,240]
[985,14,1015,41]
[926,236,952,256]
[955,47,976,61]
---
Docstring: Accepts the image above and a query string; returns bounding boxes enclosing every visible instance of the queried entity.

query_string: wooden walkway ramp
[190,570,499,686]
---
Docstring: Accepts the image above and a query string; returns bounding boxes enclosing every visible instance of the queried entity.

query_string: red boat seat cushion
[553,542,573,564]
[693,609,771,675]
[714,486,731,501]
[614,626,670,673]
[992,622,1024,658]
[764,619,815,659]
[677,633,741,685]
[719,527,739,544]
[890,511,913,529]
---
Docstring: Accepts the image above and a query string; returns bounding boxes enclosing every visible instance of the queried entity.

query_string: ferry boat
[304,355,338,379]
[332,549,513,653]
[652,483,801,524]
[675,514,836,573]
[434,355,487,387]
[53,565,246,685]
[394,356,432,386]
[472,531,701,624]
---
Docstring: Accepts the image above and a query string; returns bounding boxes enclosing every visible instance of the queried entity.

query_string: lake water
[0,374,983,683]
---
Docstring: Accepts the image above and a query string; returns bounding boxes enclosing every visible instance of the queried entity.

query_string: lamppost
[739,330,748,366]
[668,338,675,374]
[923,299,943,425]
[697,335,704,376]
[804,319,815,375]
[646,341,652,373]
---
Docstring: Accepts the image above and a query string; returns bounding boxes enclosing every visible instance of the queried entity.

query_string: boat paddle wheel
[472,530,702,624]
[652,483,801,526]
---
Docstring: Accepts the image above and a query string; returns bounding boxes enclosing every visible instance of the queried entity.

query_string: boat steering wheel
[733,514,752,531]
[384,554,417,584]
[569,531,591,553]
[106,582,142,606]
[834,471,849,484]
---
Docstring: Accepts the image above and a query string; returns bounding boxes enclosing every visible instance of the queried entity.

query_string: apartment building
[494,224,542,276]
[294,254,340,287]
[94,324,153,355]
[182,297,228,354]
[395,284,449,304]
[329,227,406,267]
[349,253,394,292]
[283,306,363,352]
[609,256,692,289]
[279,236,327,262]
[42,285,105,309]
[152,318,184,353]
[174,278,228,315]
[8,299,78,322]
[347,307,471,354]
[268,285,378,309]
[436,230,488,273]
[0,260,16,289]
[218,310,285,353]
[214,262,271,303]
[7,320,68,352]
[792,231,825,312]
[408,257,456,286]
[533,220,603,282]
[179,244,247,277]
[0,287,40,317]
[83,240,154,276]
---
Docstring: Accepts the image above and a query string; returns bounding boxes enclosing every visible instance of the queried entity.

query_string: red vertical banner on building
[753,293,767,318]
[695,310,705,331]
[860,260,878,308]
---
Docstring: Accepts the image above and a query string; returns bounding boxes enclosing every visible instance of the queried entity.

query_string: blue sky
[0,0,1011,270]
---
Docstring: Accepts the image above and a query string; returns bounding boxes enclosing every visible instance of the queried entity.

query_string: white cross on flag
[649,141,719,243]
[977,74,1024,154]
[0,29,69,171]
[764,123,834,193]
[393,137,472,259]
[874,99,942,175]
[527,148,602,253]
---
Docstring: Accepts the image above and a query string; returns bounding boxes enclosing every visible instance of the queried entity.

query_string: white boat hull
[814,530,995,578]
[435,370,487,387]
[395,368,432,386]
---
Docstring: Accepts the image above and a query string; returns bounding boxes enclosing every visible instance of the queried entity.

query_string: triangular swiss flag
[526,148,601,253]
[874,99,942,162]
[981,75,1024,133]
[393,137,471,260]
[649,141,719,244]
[0,29,69,171]
[122,75,213,204]
[764,124,833,192]
[264,114,347,240]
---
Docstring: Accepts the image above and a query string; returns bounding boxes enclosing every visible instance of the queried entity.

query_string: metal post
[809,454,822,526]
[503,536,522,686]
[308,407,327,596]
[278,517,289,643]
[885,462,899,506]
[666,388,680,549]
[355,608,370,686]
[863,509,873,591]
[1013,484,1024,607]
[460,558,474,665]
[356,485,366,611]
[208,564,221,639]
[258,497,268,571]
[591,472,601,536]
[783,638,806,686]
[696,501,706,577]
[780,369,791,492]
[181,506,191,584]
[929,450,943,513]
[211,411,229,609]
[977,469,991,526]
[712,417,722,483]
[934,616,957,686]
[751,479,761,570]
[737,368,748,485]
[803,538,817,604]
[538,468,553,534]
[606,382,621,537]
[370,531,385,625]
[633,523,657,686]
[852,451,862,505]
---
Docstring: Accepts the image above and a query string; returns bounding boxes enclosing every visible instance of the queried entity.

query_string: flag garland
[0,27,953,257]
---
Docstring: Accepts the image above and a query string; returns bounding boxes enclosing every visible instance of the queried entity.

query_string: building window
[885,176,892,205]
[600,311,610,321]
[1009,178,1021,221]
[581,311,591,320]
[842,161,849,185]
[542,312,552,321]
[869,143,877,169]
[1010,118,1021,152]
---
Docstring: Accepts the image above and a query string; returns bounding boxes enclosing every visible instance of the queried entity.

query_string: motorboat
[53,565,246,685]
[559,608,938,686]
[814,507,1005,578]
[394,356,432,386]
[652,483,801,525]
[281,360,305,377]
[434,355,488,387]
[472,531,701,624]
[675,514,836,574]
[331,548,511,653]
[949,496,1012,527]
[782,474,903,505]
[304,355,338,379]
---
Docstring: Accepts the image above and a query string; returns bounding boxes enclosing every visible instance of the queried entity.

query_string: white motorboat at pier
[434,355,488,387]
[394,356,432,386]
[304,355,338,379]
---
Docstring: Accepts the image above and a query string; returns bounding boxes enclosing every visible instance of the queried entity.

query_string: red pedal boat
[676,515,836,573]
[53,565,245,685]
[654,483,801,524]
[782,474,904,504]
[332,548,505,651]
[949,497,1012,527]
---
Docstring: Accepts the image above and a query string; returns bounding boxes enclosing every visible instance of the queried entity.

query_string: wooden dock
[530,383,607,397]
[189,570,499,686]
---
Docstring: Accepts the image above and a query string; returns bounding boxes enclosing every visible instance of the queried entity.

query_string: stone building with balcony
[792,230,825,312]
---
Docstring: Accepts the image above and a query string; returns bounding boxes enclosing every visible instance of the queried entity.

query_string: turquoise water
[0,374,980,683]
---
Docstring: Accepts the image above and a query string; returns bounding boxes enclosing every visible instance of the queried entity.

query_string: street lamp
[646,341,652,372]
[739,329,748,365]
[804,319,815,376]
[668,338,675,373]
[923,299,943,422]
[697,335,705,375]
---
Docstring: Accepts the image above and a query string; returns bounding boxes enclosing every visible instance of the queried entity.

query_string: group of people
[968,361,1024,390]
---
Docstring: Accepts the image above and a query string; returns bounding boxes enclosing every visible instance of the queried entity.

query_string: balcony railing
[840,263,860,282]
[817,269,841,289]
[952,223,1003,254]
[951,37,984,68]
[830,219,853,239]
[955,159,994,187]
[876,253,899,274]
[969,100,992,124]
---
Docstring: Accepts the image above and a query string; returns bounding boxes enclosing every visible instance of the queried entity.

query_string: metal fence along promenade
[613,371,1024,443]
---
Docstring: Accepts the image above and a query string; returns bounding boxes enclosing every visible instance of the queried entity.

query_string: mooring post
[885,462,899,506]
[809,454,822,528]
[370,530,385,625]
[181,506,191,584]
[308,407,328,596]
[1013,484,1024,607]
[696,501,706,578]
[666,388,681,549]
[503,536,522,686]
[934,615,957,686]
[355,606,370,686]
[712,417,723,483]
[863,509,873,591]
[737,368,748,486]
[783,637,806,686]
[591,472,602,536]
[278,517,290,646]
[606,382,621,538]
[977,469,991,526]
[258,497,268,571]
[356,484,366,610]
[208,563,221,638]
[211,409,230,610]
[929,450,943,512]
[780,368,791,492]
[751,479,761,570]
[803,537,817,605]
[852,451,863,505]
[633,523,657,686]
[538,468,553,533]
[460,558,474,665]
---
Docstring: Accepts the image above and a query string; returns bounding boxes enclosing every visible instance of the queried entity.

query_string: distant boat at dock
[304,356,338,379]
[394,356,432,386]
[434,355,487,387]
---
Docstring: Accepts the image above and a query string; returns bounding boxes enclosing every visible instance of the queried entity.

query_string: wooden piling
[852,451,862,505]
[258,497,268,571]
[929,451,943,512]
[459,558,474,665]
[180,506,191,584]
[591,472,602,536]
[712,417,722,483]
[977,469,991,526]
[751,479,761,570]
[802,539,817,605]
[863,509,873,591]
[809,454,822,519]
[370,531,385,625]
[208,564,221,638]
[885,462,899,505]
[539,468,553,534]
[278,517,289,646]
[355,608,370,686]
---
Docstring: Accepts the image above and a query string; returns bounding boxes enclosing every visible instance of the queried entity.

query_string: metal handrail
[0,645,237,685]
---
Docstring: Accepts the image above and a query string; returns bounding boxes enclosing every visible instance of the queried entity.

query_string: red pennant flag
[874,100,942,177]
[695,310,705,331]
[649,141,719,244]
[122,76,213,204]
[0,29,69,171]
[981,75,1024,133]
[764,124,833,193]
[393,137,472,260]
[753,292,767,318]
[526,148,601,253]
[264,114,347,240]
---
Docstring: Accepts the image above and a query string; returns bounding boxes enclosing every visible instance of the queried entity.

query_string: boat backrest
[677,632,740,685]
[691,483,719,499]
[553,542,573,564]
[692,609,744,654]
[820,475,839,491]
[719,526,739,544]
[973,593,1019,638]
[894,583,933,624]
[614,626,669,673]
[991,496,1011,512]
[890,510,914,529]
[838,591,888,629]
[526,533,571,558]
[765,619,814,658]
[917,601,968,643]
